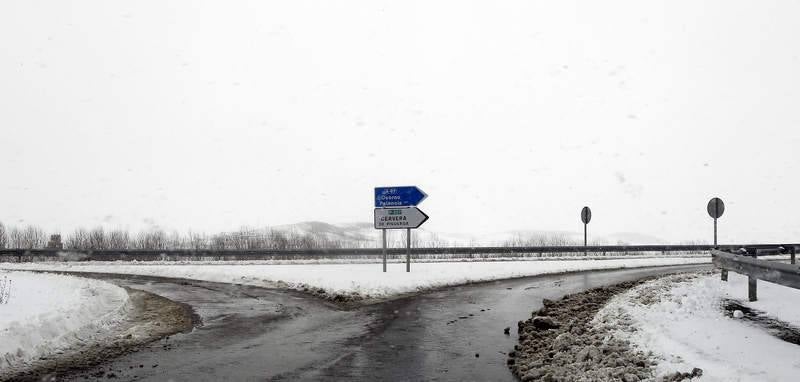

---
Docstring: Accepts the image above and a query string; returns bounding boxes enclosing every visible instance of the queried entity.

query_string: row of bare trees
[0,222,372,251]
[501,233,585,247]
[0,222,654,251]
[0,222,47,249]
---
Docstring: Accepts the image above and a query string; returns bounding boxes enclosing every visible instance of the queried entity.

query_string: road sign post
[374,186,428,273]
[581,207,592,255]
[707,197,726,280]
[406,228,411,272]
[382,229,387,272]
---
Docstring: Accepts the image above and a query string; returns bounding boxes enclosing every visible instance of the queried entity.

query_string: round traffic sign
[707,197,725,219]
[581,206,592,224]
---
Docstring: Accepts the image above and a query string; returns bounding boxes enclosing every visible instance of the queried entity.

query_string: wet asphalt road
[69,264,707,381]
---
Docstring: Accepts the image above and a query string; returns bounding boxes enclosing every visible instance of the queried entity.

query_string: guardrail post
[721,269,728,281]
[748,276,757,301]
[792,246,796,265]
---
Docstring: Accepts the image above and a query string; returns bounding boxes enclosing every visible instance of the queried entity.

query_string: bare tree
[0,222,7,249]
[108,229,130,249]
[9,225,47,249]
[166,231,185,250]
[88,227,107,250]
[133,229,168,250]
[269,230,289,250]
[65,228,90,249]
[210,234,226,250]
[187,231,209,250]
[8,227,22,249]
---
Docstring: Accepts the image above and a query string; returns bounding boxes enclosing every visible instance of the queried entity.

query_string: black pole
[382,229,387,272]
[584,223,587,255]
[714,218,718,248]
[716,217,728,281]
[406,228,411,272]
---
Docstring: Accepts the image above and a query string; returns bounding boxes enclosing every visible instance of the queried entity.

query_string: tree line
[0,222,372,250]
[0,221,681,251]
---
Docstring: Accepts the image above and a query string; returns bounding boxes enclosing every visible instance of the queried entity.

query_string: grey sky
[1,1,799,243]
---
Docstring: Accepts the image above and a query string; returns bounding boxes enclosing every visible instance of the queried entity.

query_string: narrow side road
[61,264,707,381]
[302,264,707,381]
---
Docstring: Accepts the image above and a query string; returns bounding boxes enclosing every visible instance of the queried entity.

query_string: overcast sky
[1,1,799,243]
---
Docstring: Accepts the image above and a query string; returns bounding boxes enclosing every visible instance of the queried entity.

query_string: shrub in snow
[0,276,10,304]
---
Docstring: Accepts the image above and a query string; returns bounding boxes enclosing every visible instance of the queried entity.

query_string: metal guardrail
[0,244,797,262]
[712,248,800,301]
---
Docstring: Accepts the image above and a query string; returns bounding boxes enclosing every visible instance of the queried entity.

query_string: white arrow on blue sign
[374,186,427,208]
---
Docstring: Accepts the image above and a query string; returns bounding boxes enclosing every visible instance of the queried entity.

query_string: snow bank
[596,272,800,381]
[1,257,708,299]
[0,271,129,372]
[722,272,800,327]
[34,253,710,265]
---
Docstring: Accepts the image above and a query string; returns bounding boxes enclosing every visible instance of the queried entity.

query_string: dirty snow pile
[0,271,129,373]
[596,272,800,381]
[2,257,707,299]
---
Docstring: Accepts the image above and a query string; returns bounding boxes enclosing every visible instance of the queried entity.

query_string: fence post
[748,276,757,302]
[719,248,729,282]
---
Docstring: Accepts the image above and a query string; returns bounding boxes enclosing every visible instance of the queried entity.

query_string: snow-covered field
[0,271,129,373]
[1,257,708,299]
[597,272,800,381]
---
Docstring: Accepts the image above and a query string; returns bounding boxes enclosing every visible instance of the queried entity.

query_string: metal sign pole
[382,229,387,273]
[707,197,727,281]
[716,218,727,280]
[406,228,411,272]
[714,218,717,248]
[580,207,591,256]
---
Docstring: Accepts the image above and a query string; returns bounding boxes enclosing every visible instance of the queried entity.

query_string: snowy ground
[596,272,800,381]
[1,257,708,299]
[41,252,711,265]
[0,270,129,374]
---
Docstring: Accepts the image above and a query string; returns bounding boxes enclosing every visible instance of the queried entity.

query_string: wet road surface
[68,264,707,381]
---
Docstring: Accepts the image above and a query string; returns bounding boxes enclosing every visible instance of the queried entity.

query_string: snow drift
[0,271,129,373]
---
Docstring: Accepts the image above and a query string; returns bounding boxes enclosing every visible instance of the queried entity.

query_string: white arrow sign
[374,207,429,229]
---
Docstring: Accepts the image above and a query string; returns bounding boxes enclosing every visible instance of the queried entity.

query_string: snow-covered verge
[38,252,712,265]
[596,272,800,381]
[0,271,129,374]
[1,257,708,300]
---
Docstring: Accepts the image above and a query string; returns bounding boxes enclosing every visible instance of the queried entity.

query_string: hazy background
[1,1,798,243]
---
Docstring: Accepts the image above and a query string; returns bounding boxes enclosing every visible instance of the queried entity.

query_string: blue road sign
[375,186,427,208]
